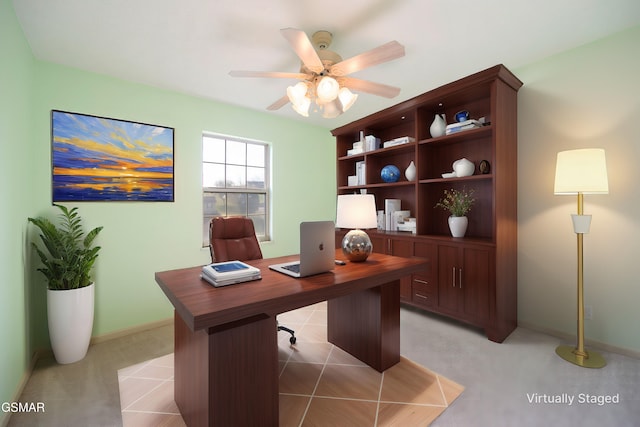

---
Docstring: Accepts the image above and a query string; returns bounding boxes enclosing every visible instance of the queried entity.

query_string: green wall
[28,64,336,343]
[0,0,36,415]
[1,0,336,416]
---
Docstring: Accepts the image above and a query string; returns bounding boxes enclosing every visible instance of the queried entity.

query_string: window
[202,134,269,246]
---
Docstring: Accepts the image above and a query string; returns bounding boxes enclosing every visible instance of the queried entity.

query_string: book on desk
[201,260,261,287]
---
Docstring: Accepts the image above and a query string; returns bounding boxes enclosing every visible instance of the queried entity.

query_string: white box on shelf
[377,210,385,230]
[356,161,366,185]
[382,136,415,149]
[364,135,381,151]
[384,199,401,231]
[347,175,358,186]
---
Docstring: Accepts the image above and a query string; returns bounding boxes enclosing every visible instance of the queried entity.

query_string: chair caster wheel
[289,336,296,345]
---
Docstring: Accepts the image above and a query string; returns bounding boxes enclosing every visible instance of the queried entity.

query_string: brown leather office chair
[209,216,297,344]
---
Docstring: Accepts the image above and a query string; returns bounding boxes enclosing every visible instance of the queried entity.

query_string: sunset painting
[51,111,174,202]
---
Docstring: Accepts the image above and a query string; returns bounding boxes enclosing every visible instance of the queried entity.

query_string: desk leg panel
[327,281,400,372]
[174,311,279,427]
[174,311,209,427]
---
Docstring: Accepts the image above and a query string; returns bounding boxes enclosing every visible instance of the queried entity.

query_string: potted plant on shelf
[435,187,475,237]
[28,204,103,364]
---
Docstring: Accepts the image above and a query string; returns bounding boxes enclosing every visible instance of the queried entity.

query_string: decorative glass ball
[341,229,373,262]
[380,165,400,183]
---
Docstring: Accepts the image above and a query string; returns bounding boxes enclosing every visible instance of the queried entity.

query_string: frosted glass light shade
[336,194,377,229]
[322,99,342,118]
[291,96,311,117]
[316,76,340,103]
[554,148,609,195]
[338,87,358,112]
[287,82,308,103]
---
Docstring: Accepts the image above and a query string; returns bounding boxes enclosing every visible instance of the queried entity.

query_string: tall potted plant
[435,187,475,237]
[28,204,103,364]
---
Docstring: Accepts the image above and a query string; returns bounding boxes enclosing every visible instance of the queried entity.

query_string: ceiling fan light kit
[230,28,405,119]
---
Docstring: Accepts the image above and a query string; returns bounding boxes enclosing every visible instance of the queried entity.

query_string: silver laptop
[269,221,335,278]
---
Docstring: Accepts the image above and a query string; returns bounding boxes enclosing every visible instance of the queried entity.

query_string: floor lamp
[553,148,609,368]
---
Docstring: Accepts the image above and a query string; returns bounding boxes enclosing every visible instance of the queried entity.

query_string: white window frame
[202,133,270,247]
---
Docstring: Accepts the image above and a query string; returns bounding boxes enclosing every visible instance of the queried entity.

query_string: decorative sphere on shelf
[380,165,401,183]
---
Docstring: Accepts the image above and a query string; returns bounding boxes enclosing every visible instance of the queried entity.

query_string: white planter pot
[47,283,95,364]
[448,216,468,238]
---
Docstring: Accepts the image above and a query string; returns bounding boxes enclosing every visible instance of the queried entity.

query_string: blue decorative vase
[381,165,401,183]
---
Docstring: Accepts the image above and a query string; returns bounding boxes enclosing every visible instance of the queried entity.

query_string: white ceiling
[12,0,640,129]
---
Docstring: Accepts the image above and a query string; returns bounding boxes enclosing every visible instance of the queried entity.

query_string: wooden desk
[155,249,426,427]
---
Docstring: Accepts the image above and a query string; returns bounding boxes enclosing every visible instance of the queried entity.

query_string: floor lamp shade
[553,148,608,368]
[336,194,377,262]
[554,148,609,195]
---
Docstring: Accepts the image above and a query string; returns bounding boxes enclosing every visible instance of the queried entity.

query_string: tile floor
[118,302,464,426]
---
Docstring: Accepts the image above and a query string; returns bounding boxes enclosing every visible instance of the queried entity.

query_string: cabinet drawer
[412,279,434,307]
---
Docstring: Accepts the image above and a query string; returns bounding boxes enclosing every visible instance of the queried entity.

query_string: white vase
[405,161,416,181]
[448,216,468,238]
[429,114,446,138]
[47,283,95,364]
[453,158,475,177]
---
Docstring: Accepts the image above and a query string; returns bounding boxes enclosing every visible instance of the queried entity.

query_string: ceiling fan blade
[229,70,308,79]
[339,77,401,98]
[330,41,405,76]
[267,96,290,111]
[280,28,324,74]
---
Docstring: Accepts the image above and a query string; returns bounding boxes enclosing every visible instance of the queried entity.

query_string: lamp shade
[336,194,377,229]
[554,148,609,195]
[338,87,358,112]
[316,76,340,103]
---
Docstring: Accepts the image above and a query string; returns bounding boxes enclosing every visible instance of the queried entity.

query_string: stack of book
[382,136,415,148]
[201,261,261,287]
[347,134,381,156]
[445,119,482,135]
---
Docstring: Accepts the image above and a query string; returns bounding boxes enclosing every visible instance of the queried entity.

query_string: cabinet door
[460,246,491,323]
[390,239,413,300]
[436,244,491,324]
[370,235,386,254]
[437,245,460,313]
[370,236,413,300]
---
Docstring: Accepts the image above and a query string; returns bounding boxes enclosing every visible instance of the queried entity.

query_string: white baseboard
[518,321,640,360]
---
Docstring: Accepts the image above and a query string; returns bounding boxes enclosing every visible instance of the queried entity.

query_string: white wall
[516,25,640,353]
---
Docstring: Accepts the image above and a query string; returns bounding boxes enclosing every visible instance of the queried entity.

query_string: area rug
[118,303,464,426]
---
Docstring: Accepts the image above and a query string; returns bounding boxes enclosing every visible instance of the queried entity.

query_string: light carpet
[118,302,463,426]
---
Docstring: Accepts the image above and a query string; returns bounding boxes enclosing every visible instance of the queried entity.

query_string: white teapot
[453,158,475,177]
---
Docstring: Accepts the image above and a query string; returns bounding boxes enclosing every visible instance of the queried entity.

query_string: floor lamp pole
[555,193,606,368]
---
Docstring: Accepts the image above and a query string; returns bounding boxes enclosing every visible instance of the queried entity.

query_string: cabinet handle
[452,267,456,287]
[414,279,429,285]
[459,268,463,288]
[415,293,428,300]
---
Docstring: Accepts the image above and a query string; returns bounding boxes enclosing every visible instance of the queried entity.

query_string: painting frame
[51,110,175,202]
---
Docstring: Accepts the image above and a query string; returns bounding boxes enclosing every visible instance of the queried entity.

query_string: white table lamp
[336,194,377,262]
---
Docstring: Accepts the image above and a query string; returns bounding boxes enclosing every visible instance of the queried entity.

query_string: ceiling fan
[229,28,405,118]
